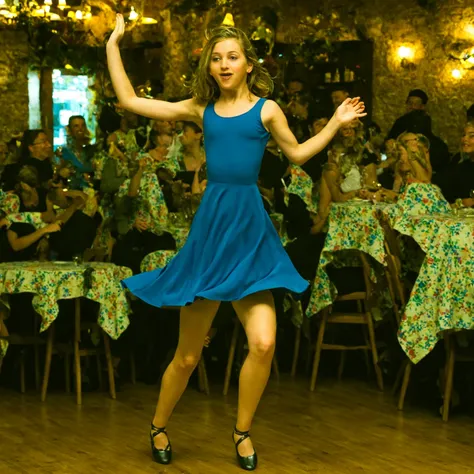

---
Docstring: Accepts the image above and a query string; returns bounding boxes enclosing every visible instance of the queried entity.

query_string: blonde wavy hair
[190,26,274,103]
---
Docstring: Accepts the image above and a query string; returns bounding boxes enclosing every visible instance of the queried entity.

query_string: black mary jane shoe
[150,423,172,465]
[233,426,258,471]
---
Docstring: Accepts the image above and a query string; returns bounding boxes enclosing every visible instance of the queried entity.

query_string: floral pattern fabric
[397,210,474,363]
[116,172,169,235]
[284,165,318,214]
[386,182,452,226]
[305,201,394,317]
[6,212,46,229]
[0,192,20,215]
[0,262,132,343]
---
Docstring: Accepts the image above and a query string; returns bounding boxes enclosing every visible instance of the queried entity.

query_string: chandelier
[0,1,157,25]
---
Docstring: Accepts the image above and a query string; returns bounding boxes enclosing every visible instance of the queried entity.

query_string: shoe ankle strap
[234,426,250,436]
[151,423,167,435]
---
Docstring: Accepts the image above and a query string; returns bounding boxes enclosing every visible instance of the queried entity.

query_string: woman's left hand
[335,97,367,125]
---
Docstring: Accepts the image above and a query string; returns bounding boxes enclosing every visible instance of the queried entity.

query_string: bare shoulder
[261,99,284,128]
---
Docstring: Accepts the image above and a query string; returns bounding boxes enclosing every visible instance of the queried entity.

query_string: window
[52,69,96,149]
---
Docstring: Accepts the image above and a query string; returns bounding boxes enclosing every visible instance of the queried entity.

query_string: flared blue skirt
[122,181,309,307]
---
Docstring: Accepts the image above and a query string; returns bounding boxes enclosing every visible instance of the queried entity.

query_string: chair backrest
[83,247,108,263]
[359,251,375,299]
[377,213,407,324]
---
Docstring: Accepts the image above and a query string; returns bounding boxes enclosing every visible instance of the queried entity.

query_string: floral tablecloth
[306,201,394,317]
[386,182,452,226]
[397,211,474,363]
[5,212,46,229]
[0,262,132,358]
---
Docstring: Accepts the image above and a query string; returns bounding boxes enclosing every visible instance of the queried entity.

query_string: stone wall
[231,0,474,151]
[0,30,29,143]
[2,0,474,151]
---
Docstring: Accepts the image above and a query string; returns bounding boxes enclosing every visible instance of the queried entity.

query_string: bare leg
[152,299,220,449]
[231,290,276,457]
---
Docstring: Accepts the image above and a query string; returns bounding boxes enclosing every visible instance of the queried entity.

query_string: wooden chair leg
[130,351,136,385]
[272,354,280,382]
[96,354,104,391]
[392,361,405,396]
[397,360,412,411]
[20,350,26,394]
[291,326,301,377]
[41,325,55,402]
[103,332,116,400]
[362,327,371,377]
[64,351,71,394]
[74,298,82,405]
[198,357,210,395]
[366,312,384,391]
[34,342,40,391]
[442,334,455,422]
[310,311,327,392]
[223,319,240,395]
[337,351,346,381]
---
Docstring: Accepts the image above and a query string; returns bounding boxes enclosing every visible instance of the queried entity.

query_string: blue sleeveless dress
[122,98,309,306]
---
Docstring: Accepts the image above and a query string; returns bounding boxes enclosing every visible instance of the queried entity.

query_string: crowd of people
[0,81,473,384]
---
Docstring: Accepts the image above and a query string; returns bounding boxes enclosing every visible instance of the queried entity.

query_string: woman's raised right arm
[107,14,201,123]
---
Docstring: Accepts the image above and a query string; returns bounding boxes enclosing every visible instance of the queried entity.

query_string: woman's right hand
[108,14,125,46]
[44,222,62,234]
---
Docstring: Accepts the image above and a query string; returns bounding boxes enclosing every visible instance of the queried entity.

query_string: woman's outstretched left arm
[263,98,366,166]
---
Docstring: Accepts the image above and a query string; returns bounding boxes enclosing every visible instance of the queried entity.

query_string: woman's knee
[174,352,201,372]
[249,337,276,360]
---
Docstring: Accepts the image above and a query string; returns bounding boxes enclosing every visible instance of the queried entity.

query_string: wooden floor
[1,376,474,473]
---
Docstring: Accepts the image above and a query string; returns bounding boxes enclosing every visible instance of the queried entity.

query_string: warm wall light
[397,46,414,60]
[452,69,462,79]
[397,46,416,69]
[75,9,82,20]
[222,13,234,27]
[465,24,474,36]
[129,6,139,21]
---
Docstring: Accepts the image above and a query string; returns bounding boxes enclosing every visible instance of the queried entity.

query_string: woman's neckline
[213,97,262,119]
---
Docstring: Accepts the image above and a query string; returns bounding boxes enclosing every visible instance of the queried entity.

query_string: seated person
[393,135,431,192]
[321,144,368,201]
[14,165,56,222]
[0,139,21,191]
[4,220,61,262]
[441,122,474,208]
[58,115,95,189]
[47,188,100,260]
[20,129,54,189]
[112,159,176,274]
[300,113,330,184]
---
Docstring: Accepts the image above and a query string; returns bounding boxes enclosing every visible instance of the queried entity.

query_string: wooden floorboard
[1,376,474,473]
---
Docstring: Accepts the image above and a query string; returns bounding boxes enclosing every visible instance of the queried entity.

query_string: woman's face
[28,132,52,160]
[311,118,329,136]
[400,133,419,153]
[398,146,411,172]
[340,124,356,138]
[461,125,474,155]
[209,39,252,91]
[180,127,201,147]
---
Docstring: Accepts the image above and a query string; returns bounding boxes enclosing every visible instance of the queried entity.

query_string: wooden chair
[440,332,474,422]
[0,304,52,394]
[71,297,116,405]
[223,318,280,395]
[310,252,384,392]
[377,215,415,410]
